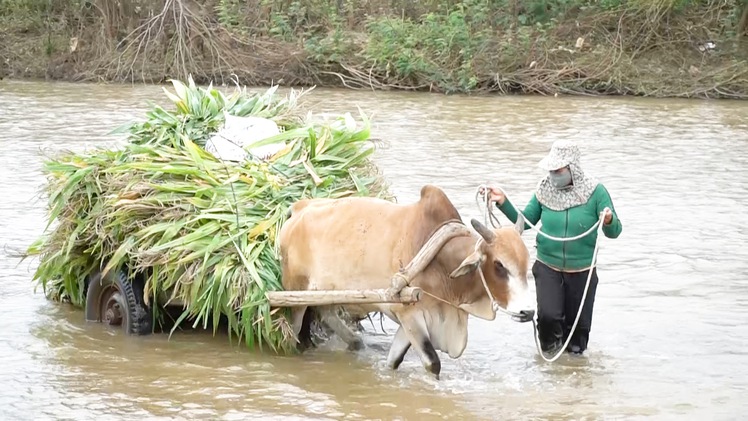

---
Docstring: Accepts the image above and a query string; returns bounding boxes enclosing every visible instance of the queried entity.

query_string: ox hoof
[347,338,365,351]
[425,361,441,380]
[296,341,313,353]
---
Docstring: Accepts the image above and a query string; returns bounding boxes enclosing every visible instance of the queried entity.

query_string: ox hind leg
[291,306,315,352]
[393,312,441,379]
[296,306,317,351]
[319,306,365,351]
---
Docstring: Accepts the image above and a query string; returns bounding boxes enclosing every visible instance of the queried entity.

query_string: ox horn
[470,218,496,244]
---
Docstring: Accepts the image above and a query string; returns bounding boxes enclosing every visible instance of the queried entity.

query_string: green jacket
[497,184,622,271]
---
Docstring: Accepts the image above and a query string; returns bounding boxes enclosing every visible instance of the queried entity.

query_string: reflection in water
[27,305,470,420]
[1,80,748,420]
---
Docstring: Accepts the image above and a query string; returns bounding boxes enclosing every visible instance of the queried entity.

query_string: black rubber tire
[84,267,153,335]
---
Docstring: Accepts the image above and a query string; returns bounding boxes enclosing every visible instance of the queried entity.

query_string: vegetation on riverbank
[1,1,748,97]
[24,78,391,352]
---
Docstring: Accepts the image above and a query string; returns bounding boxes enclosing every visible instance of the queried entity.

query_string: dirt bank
[2,0,747,98]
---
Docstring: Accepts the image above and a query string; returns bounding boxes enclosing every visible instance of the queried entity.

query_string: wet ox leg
[291,306,315,351]
[299,307,315,351]
[320,306,365,351]
[386,326,411,370]
[397,311,441,379]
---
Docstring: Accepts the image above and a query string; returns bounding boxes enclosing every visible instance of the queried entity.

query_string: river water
[1,80,747,420]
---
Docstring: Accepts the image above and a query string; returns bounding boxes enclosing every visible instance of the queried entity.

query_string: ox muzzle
[510,309,535,323]
[505,275,536,323]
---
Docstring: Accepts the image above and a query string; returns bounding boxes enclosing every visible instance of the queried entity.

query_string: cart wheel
[84,268,152,335]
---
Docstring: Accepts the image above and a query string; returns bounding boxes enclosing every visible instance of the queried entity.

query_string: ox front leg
[398,312,441,379]
[320,306,365,351]
[386,326,411,370]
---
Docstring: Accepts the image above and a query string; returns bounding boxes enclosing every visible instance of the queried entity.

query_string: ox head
[449,216,534,322]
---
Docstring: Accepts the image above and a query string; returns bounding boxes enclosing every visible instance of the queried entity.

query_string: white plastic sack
[204,113,283,163]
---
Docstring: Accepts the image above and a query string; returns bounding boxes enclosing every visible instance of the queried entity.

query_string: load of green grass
[25,77,392,353]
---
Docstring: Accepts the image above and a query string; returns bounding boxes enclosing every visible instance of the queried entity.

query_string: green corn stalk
[24,76,392,354]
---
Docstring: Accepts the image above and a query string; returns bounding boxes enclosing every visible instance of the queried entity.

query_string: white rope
[475,184,607,362]
[475,187,501,229]
[530,212,604,362]
[422,238,529,323]
[476,184,600,242]
[473,238,535,324]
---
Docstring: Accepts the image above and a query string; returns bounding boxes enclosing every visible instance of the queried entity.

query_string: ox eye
[494,261,508,276]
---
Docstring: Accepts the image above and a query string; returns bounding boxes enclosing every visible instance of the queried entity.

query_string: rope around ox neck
[418,238,493,311]
[475,184,606,362]
[415,237,526,322]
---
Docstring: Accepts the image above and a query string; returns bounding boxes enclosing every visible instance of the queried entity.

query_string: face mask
[549,170,572,189]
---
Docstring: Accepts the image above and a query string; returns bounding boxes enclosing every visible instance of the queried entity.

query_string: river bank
[2,0,748,98]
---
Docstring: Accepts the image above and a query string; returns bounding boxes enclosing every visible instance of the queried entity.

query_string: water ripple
[1,80,747,420]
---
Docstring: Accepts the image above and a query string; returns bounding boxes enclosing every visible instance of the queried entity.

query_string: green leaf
[26,80,393,355]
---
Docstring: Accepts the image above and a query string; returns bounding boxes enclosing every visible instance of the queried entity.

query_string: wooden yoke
[385,220,472,301]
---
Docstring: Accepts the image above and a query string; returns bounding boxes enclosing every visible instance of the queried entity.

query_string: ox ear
[470,218,496,244]
[449,249,485,279]
[514,213,525,235]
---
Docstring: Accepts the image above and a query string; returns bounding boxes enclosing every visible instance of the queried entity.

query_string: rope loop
[474,184,607,362]
[475,184,600,242]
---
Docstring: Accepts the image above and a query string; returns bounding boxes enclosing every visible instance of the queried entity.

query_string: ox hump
[419,184,447,203]
[418,184,461,223]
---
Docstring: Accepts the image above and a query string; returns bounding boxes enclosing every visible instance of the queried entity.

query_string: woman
[485,139,622,356]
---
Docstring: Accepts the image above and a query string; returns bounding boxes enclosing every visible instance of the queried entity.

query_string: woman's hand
[479,186,506,206]
[602,207,613,224]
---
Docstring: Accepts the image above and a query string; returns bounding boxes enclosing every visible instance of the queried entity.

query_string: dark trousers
[532,260,599,353]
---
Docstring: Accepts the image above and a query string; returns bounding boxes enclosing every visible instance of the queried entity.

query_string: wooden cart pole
[266,287,422,307]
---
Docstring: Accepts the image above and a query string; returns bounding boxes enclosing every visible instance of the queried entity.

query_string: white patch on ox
[505,273,535,314]
[422,306,469,359]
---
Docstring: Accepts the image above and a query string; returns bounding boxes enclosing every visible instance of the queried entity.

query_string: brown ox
[278,184,533,378]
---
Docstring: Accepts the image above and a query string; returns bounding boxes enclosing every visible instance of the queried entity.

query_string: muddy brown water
[1,80,747,420]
